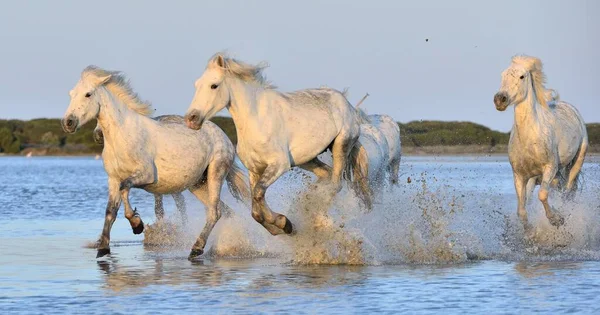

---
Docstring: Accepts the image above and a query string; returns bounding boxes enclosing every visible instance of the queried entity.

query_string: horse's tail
[345,142,373,210]
[226,160,251,207]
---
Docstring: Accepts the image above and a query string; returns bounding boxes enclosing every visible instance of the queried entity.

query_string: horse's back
[154,115,185,124]
[149,119,234,193]
[282,88,355,124]
[259,87,358,166]
[552,101,587,164]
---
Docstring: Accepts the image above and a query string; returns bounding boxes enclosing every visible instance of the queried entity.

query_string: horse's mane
[210,53,276,89]
[511,55,558,108]
[82,66,154,116]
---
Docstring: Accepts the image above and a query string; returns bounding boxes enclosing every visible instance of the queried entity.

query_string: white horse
[93,116,189,222]
[493,55,588,229]
[354,98,402,185]
[184,53,361,236]
[62,66,250,259]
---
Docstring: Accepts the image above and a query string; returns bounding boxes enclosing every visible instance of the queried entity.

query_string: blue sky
[0,0,597,131]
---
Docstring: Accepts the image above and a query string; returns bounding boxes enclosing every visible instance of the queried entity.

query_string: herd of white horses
[61,53,588,259]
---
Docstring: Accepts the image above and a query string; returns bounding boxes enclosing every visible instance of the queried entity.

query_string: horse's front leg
[513,174,530,231]
[97,177,121,258]
[250,164,294,235]
[540,164,564,227]
[120,168,157,234]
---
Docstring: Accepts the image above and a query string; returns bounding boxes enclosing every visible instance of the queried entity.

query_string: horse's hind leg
[188,163,227,259]
[154,194,165,221]
[539,165,564,227]
[298,158,332,182]
[250,166,294,235]
[566,139,588,192]
[389,158,400,186]
[172,193,188,223]
[525,177,537,202]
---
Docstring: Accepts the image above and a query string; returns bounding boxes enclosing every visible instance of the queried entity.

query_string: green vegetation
[1,117,598,155]
[399,121,510,147]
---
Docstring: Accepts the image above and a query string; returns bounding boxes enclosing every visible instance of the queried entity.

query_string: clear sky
[0,0,597,131]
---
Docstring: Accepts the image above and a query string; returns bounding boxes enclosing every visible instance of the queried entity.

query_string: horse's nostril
[500,95,507,103]
[189,114,197,122]
[66,119,74,127]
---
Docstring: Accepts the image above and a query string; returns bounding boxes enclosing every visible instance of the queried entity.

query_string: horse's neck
[97,90,143,148]
[513,87,545,138]
[227,79,262,137]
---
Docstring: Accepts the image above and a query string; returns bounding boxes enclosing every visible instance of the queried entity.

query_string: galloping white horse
[62,66,250,259]
[493,55,588,229]
[93,116,188,222]
[184,53,360,236]
[354,100,402,185]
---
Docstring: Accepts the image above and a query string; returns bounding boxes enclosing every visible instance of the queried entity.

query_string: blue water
[1,156,600,314]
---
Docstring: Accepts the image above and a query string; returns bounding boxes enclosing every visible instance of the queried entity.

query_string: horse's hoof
[188,248,204,260]
[97,248,111,258]
[549,214,565,227]
[132,221,144,235]
[283,217,294,235]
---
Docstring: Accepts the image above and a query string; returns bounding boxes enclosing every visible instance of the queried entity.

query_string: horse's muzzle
[61,115,79,133]
[185,111,204,130]
[494,92,509,111]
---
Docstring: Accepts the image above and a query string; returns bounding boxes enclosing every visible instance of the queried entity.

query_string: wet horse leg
[121,189,144,235]
[250,165,294,235]
[188,163,227,259]
[539,164,565,227]
[566,140,588,192]
[513,174,530,231]
[119,168,156,234]
[172,192,188,223]
[97,178,122,258]
[154,194,165,221]
[298,158,332,182]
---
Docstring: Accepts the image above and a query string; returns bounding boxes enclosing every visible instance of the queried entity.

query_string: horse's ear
[92,74,111,86]
[210,54,227,69]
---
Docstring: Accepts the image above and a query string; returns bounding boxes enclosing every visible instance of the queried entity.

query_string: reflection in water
[514,261,582,279]
[97,252,371,294]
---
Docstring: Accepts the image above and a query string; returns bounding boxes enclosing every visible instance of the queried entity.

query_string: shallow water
[1,156,600,314]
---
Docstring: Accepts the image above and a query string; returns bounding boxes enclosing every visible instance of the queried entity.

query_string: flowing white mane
[510,55,558,108]
[211,53,276,89]
[82,66,154,116]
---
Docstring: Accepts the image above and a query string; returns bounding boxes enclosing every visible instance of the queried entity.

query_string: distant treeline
[1,117,598,155]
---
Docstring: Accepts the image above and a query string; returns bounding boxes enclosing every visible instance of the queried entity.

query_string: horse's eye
[519,75,525,80]
[211,84,219,90]
[85,92,92,98]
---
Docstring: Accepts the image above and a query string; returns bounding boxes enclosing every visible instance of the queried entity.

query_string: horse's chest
[102,150,138,181]
[236,140,271,172]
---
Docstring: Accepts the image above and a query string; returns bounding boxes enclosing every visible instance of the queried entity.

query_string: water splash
[135,158,600,265]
